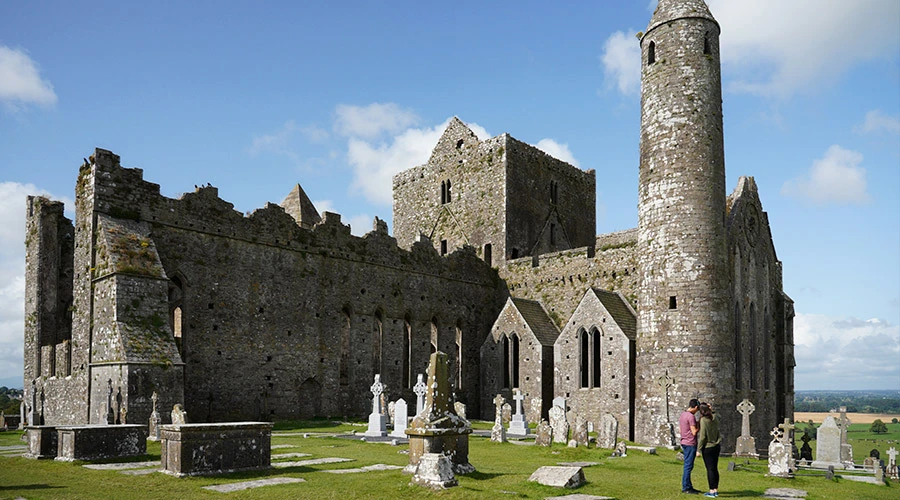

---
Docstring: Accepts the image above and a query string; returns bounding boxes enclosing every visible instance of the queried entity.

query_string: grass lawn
[796,421,900,462]
[0,420,895,499]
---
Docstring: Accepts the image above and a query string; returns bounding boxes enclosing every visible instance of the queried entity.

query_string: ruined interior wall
[504,138,596,259]
[392,131,508,263]
[76,151,506,421]
[554,293,633,436]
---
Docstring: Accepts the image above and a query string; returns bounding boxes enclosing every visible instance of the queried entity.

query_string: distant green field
[1,421,897,499]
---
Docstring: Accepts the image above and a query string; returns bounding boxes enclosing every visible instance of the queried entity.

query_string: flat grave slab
[270,444,293,449]
[763,488,808,499]
[272,452,311,459]
[120,468,160,476]
[529,466,586,489]
[202,477,306,493]
[545,495,614,500]
[557,462,599,468]
[836,475,884,485]
[272,457,353,468]
[322,464,403,474]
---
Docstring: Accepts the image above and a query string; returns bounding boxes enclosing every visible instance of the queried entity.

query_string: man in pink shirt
[679,399,701,494]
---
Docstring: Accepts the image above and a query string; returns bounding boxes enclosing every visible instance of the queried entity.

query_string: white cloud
[345,116,489,206]
[707,0,900,98]
[793,313,900,390]
[334,103,420,139]
[600,30,641,96]
[0,183,68,383]
[856,109,900,135]
[0,45,57,107]
[781,145,871,205]
[535,139,580,167]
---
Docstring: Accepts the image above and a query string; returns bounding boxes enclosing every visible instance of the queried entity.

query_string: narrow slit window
[648,41,656,65]
[669,296,677,310]
[440,239,448,255]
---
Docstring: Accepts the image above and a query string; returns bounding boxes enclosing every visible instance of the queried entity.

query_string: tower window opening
[446,180,452,202]
[550,224,557,246]
[550,180,558,204]
[648,41,656,65]
[440,239,448,255]
[669,296,677,310]
[456,139,464,149]
[440,181,447,204]
[483,243,492,266]
[703,34,711,55]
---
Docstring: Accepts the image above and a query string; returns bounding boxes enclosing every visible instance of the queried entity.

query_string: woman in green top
[697,403,721,498]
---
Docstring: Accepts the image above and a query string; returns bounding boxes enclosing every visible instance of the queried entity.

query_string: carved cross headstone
[148,391,161,441]
[778,419,795,446]
[656,370,675,423]
[413,374,427,416]
[734,399,759,458]
[767,425,792,478]
[549,401,568,444]
[171,404,187,424]
[887,446,899,480]
[491,394,507,443]
[365,374,387,437]
[737,399,755,436]
[508,389,528,436]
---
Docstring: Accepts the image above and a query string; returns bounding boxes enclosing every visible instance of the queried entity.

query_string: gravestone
[411,453,457,489]
[106,380,116,424]
[869,449,880,460]
[148,392,161,441]
[508,389,528,436]
[490,394,507,443]
[812,416,843,469]
[656,370,677,446]
[799,433,813,463]
[887,446,898,480]
[530,397,542,424]
[365,374,388,437]
[413,374,427,416]
[502,403,512,425]
[767,423,793,478]
[387,401,395,426]
[535,420,552,447]
[171,404,187,425]
[838,407,852,465]
[389,399,408,439]
[734,399,759,458]
[454,401,467,420]
[528,466,586,489]
[404,351,474,477]
[598,414,618,449]
[614,441,628,457]
[573,416,589,448]
[863,457,876,471]
[549,402,568,444]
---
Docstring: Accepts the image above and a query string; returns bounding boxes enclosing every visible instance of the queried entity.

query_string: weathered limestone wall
[554,290,635,440]
[501,233,638,330]
[728,176,794,448]
[505,137,596,259]
[393,119,508,262]
[480,300,549,423]
[635,4,736,447]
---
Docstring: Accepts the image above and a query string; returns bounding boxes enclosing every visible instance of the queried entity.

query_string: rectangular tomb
[24,426,58,459]
[160,422,272,476]
[56,425,148,462]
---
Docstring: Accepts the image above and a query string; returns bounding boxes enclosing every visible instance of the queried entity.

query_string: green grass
[0,421,895,499]
[796,422,900,462]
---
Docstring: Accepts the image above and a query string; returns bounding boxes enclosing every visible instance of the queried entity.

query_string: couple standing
[680,398,720,497]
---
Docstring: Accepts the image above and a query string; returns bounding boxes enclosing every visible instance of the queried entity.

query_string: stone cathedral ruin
[23,0,793,451]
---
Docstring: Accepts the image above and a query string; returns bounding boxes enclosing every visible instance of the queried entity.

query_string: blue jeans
[682,444,697,491]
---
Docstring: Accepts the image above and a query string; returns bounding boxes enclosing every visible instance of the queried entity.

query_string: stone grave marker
[767,420,795,478]
[530,397,541,424]
[887,446,898,480]
[491,394,507,443]
[799,433,813,464]
[508,389,528,436]
[734,399,759,458]
[389,398,408,439]
[411,453,457,489]
[535,420,552,447]
[171,404,187,425]
[614,441,627,457]
[549,401,568,444]
[148,392,161,441]
[365,374,388,437]
[413,374,427,416]
[838,407,853,465]
[812,416,843,469]
[528,466,586,489]
[387,401,395,426]
[598,413,618,449]
[573,415,589,448]
[454,401,466,420]
[502,403,512,425]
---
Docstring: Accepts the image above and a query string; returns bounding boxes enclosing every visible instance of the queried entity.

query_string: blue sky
[0,1,898,392]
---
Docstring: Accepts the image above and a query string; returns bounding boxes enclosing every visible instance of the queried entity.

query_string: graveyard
[0,417,897,499]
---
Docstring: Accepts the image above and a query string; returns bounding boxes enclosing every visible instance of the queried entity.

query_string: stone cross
[370,374,385,414]
[365,375,388,437]
[413,374,427,416]
[151,391,158,414]
[778,419,795,446]
[107,379,115,424]
[656,370,675,423]
[513,389,525,416]
[887,447,899,480]
[737,399,755,436]
[493,394,505,424]
[149,391,161,441]
[838,407,852,463]
[508,389,528,436]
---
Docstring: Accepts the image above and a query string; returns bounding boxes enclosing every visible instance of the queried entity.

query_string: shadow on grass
[0,483,64,492]
[273,418,357,431]
[718,490,763,497]
[464,470,503,480]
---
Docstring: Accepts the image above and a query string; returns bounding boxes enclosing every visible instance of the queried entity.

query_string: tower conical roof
[645,0,718,37]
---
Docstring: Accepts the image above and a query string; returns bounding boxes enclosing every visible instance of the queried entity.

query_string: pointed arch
[455,321,463,390]
[591,327,602,388]
[579,328,589,388]
[502,335,511,389]
[511,333,520,388]
[372,308,384,377]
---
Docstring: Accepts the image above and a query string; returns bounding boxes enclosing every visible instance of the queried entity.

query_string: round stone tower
[634,0,735,447]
